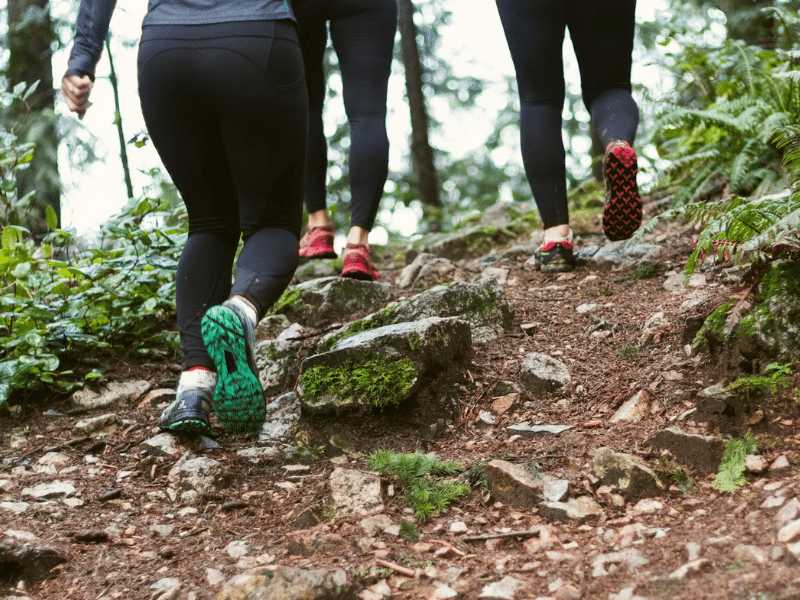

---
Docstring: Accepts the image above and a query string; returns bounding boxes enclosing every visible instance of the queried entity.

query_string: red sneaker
[298,226,337,259]
[602,141,642,241]
[341,243,380,281]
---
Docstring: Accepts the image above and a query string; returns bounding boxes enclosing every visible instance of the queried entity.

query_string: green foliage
[640,10,800,279]
[727,362,794,400]
[616,344,639,360]
[366,449,470,522]
[630,262,664,280]
[399,520,421,542]
[714,432,758,493]
[1,184,187,407]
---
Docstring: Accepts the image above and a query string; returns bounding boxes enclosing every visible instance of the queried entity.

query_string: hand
[61,74,93,117]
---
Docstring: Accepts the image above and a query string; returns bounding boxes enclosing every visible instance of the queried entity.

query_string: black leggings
[496,0,639,228]
[138,21,307,370]
[293,0,397,231]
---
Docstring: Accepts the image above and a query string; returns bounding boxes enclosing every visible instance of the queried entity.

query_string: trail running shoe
[341,243,380,281]
[602,141,642,241]
[299,226,337,259]
[158,386,214,437]
[201,301,265,434]
[539,238,575,273]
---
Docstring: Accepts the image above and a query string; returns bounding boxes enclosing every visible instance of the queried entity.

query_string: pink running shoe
[602,141,642,241]
[341,244,380,281]
[298,226,337,259]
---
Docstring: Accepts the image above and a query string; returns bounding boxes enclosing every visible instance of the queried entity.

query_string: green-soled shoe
[158,388,214,437]
[201,303,265,434]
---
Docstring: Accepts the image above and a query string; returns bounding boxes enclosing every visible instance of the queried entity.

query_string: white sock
[177,367,217,395]
[543,228,574,244]
[225,294,259,329]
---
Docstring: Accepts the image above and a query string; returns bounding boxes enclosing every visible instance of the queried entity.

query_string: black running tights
[496,0,639,228]
[138,21,307,370]
[293,0,397,231]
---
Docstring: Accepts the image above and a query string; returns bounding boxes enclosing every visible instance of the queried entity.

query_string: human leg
[139,22,306,434]
[569,0,641,240]
[329,0,396,235]
[496,0,575,271]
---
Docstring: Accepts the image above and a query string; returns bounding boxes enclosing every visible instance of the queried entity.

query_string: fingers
[61,74,93,114]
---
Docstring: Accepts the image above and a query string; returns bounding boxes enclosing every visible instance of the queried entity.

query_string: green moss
[317,304,399,353]
[694,299,737,351]
[409,332,420,351]
[271,287,302,315]
[300,356,418,408]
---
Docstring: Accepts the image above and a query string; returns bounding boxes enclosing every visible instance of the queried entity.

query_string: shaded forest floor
[3,207,800,600]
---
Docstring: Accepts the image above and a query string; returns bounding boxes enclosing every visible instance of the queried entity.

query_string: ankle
[225,295,259,329]
[178,367,217,394]
[543,225,572,242]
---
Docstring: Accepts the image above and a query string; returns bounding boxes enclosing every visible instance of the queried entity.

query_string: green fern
[366,450,469,522]
[714,433,758,493]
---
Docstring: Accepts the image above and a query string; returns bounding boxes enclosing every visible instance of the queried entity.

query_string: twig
[428,538,466,557]
[375,558,415,577]
[462,529,544,542]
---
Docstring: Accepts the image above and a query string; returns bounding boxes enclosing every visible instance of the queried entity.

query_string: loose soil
[2,213,800,600]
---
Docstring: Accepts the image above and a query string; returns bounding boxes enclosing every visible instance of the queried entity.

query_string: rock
[732,544,769,565]
[21,480,75,500]
[259,392,302,444]
[415,222,522,263]
[593,447,664,500]
[663,273,686,293]
[398,253,463,290]
[745,454,768,473]
[610,390,652,423]
[645,428,725,474]
[169,457,229,504]
[666,558,712,580]
[218,566,353,600]
[0,539,68,581]
[589,241,662,269]
[273,276,392,327]
[631,499,665,514]
[299,316,472,413]
[359,515,393,537]
[73,413,118,436]
[777,519,800,543]
[237,447,281,464]
[485,460,568,509]
[775,498,800,527]
[518,353,571,395]
[256,313,292,338]
[478,575,523,600]
[255,330,303,397]
[492,393,520,415]
[506,423,573,436]
[576,303,598,314]
[769,455,791,477]
[521,527,554,554]
[226,541,249,559]
[639,312,669,346]
[591,549,649,577]
[539,496,602,523]
[329,468,382,517]
[71,380,150,410]
[320,279,512,348]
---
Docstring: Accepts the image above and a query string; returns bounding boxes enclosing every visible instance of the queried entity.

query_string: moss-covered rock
[299,317,472,413]
[271,276,392,327]
[694,260,800,375]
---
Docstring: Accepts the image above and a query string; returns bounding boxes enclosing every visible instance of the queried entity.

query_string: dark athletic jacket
[67,0,295,78]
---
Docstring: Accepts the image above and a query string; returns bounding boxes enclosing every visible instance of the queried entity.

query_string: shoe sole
[299,249,337,260]
[340,267,375,281]
[201,305,265,434]
[603,145,642,241]
[161,418,213,437]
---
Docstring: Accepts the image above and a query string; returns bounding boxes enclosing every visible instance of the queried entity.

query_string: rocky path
[2,205,800,600]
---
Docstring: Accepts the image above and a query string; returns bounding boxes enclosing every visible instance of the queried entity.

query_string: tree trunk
[719,0,779,48]
[397,0,441,214]
[8,0,60,235]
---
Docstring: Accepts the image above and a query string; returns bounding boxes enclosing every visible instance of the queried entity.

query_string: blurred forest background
[1,0,800,405]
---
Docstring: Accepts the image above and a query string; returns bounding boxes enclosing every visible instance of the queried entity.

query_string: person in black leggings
[496,0,642,272]
[62,2,307,436]
[293,0,397,281]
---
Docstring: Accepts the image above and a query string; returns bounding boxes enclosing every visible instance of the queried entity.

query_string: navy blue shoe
[158,387,214,437]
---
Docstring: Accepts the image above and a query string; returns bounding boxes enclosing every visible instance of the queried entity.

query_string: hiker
[62,0,307,436]
[496,0,642,272]
[293,0,398,281]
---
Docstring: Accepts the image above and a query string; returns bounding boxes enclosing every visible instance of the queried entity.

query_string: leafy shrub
[714,432,758,493]
[1,167,187,407]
